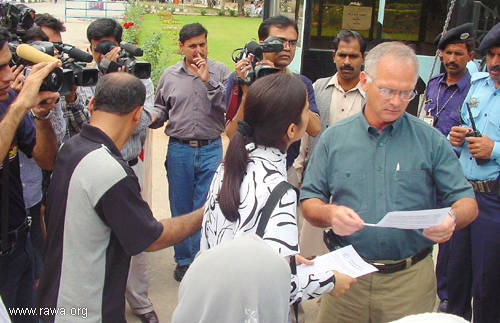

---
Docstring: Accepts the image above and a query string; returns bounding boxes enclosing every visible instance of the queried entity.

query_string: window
[308,0,449,55]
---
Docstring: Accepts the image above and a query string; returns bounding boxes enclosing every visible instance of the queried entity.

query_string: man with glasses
[301,42,478,323]
[225,15,320,175]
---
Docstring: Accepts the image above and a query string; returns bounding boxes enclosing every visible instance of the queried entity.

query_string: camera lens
[40,67,63,92]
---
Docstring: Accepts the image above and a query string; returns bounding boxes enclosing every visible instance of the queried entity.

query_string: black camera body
[232,36,284,85]
[53,43,98,93]
[0,2,35,40]
[94,40,151,79]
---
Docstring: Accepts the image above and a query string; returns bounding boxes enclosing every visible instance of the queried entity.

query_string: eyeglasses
[277,37,298,48]
[366,74,416,102]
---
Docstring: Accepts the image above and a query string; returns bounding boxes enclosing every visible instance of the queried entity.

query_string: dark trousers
[446,226,473,320]
[27,203,43,280]
[435,240,450,301]
[0,234,36,323]
[448,191,500,323]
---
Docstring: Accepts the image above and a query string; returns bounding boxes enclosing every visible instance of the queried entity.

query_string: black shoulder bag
[255,180,300,322]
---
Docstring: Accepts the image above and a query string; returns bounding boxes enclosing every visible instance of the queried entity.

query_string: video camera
[232,36,283,85]
[0,2,35,42]
[14,41,98,96]
[1,2,97,95]
[53,43,98,93]
[94,40,151,79]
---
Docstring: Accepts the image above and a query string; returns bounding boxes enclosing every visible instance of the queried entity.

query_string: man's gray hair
[364,42,418,83]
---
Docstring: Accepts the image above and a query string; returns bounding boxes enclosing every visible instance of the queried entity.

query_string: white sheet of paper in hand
[363,207,451,229]
[296,245,378,285]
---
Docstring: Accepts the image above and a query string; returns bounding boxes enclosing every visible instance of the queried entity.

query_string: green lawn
[138,14,262,70]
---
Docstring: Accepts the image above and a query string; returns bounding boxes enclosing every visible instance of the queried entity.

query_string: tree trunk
[220,0,225,10]
[238,0,244,15]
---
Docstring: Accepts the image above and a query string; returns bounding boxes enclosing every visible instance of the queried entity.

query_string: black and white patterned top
[201,145,335,304]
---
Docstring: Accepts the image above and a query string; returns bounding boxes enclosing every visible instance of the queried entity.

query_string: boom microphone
[16,44,59,63]
[120,41,143,57]
[54,43,93,63]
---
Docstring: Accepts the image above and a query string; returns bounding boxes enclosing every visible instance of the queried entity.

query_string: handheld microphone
[16,44,59,64]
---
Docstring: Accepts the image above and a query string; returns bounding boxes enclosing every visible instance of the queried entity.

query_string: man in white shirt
[294,29,366,257]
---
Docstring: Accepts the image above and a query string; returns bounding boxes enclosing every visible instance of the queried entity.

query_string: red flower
[123,22,134,29]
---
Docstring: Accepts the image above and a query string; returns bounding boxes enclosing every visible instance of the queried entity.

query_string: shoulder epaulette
[471,72,489,82]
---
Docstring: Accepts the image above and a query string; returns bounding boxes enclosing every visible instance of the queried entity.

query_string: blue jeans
[165,138,222,266]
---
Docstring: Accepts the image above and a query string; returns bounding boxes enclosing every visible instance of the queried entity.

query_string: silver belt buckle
[188,140,198,147]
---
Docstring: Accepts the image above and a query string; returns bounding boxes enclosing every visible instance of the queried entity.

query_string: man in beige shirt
[295,30,366,257]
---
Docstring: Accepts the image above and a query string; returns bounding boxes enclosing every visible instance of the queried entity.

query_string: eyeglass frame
[276,37,298,49]
[365,73,417,102]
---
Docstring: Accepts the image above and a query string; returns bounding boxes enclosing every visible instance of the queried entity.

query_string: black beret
[437,23,475,50]
[479,22,500,53]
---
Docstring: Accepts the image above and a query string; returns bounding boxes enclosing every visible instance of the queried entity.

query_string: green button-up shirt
[300,111,474,260]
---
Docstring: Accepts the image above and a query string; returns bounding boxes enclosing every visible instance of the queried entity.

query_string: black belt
[368,247,432,274]
[128,157,139,167]
[469,179,497,193]
[0,217,31,256]
[170,137,218,148]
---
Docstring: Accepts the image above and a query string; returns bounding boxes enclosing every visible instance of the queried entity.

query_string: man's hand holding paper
[423,212,456,243]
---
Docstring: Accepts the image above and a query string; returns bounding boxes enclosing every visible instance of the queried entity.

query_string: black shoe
[438,299,448,313]
[174,264,189,282]
[136,310,159,323]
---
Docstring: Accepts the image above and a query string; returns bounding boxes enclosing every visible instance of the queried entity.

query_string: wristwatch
[448,209,457,224]
[30,109,53,121]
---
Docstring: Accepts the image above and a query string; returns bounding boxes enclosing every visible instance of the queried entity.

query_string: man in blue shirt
[225,15,321,170]
[423,23,475,136]
[448,22,500,323]
[301,41,478,323]
[422,23,475,312]
[0,26,59,322]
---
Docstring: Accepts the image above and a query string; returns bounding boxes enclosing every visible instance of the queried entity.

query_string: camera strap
[225,81,241,125]
[256,181,298,237]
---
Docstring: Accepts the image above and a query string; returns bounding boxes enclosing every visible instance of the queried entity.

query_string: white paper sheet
[297,245,378,282]
[363,207,451,229]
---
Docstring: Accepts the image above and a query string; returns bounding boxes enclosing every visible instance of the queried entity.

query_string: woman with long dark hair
[201,73,354,305]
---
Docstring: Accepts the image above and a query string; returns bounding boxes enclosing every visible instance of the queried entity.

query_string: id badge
[423,116,435,127]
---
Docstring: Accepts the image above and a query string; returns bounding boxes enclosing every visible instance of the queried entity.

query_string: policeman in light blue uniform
[424,23,476,313]
[448,22,500,323]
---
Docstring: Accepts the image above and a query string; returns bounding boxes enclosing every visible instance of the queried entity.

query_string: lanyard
[433,83,459,117]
